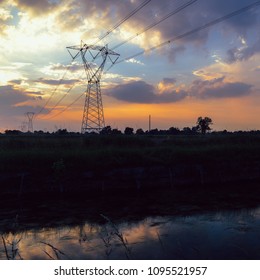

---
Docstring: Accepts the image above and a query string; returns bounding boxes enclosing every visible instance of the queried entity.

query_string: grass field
[0,133,259,194]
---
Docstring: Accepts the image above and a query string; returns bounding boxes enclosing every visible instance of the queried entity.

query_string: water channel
[1,206,259,260]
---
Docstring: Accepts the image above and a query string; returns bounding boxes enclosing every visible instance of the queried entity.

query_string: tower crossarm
[67,43,119,82]
[67,43,119,54]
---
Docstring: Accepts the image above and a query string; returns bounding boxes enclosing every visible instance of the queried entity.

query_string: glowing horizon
[0,0,259,132]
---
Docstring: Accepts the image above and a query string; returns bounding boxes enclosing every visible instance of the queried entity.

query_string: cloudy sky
[0,0,259,132]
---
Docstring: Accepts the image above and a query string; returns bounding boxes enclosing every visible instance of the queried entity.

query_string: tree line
[102,117,213,135]
[0,116,211,135]
[1,117,260,136]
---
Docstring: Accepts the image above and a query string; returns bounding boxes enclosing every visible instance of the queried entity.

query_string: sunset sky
[0,0,259,132]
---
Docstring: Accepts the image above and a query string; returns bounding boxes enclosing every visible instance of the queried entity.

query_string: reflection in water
[0,207,260,260]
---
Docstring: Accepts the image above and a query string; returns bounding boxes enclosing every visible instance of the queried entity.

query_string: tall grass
[100,214,132,259]
[1,235,23,260]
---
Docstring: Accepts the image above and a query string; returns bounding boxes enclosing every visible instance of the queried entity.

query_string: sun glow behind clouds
[0,0,259,131]
[0,7,13,21]
[2,12,60,54]
[0,62,32,84]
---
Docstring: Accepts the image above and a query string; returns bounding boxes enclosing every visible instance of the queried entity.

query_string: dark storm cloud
[107,80,187,104]
[0,85,28,104]
[203,82,252,98]
[0,85,42,100]
[189,77,253,99]
[0,85,45,115]
[107,81,155,103]
[107,77,252,104]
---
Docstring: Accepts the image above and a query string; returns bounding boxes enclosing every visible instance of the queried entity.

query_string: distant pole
[149,115,151,132]
[26,112,35,133]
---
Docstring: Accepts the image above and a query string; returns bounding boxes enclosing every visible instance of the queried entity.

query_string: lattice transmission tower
[67,41,120,133]
[26,112,35,133]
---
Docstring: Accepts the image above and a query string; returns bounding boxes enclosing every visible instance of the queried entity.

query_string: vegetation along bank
[0,130,260,196]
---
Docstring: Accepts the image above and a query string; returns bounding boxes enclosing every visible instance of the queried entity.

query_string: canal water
[0,207,259,260]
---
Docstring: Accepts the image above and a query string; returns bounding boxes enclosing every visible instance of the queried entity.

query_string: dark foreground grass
[0,133,259,194]
[0,133,259,170]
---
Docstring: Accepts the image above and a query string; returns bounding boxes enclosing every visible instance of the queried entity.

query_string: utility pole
[149,115,151,132]
[26,112,35,133]
[67,41,120,133]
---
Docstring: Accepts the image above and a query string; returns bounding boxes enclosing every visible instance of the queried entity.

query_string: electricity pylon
[26,112,35,132]
[67,41,120,133]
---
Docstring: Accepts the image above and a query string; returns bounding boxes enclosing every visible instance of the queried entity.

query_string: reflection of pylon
[67,41,120,133]
[26,112,35,132]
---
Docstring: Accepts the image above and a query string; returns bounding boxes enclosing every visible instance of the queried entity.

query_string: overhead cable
[38,0,152,119]
[107,0,260,71]
[93,0,152,45]
[46,1,260,119]
[111,0,199,50]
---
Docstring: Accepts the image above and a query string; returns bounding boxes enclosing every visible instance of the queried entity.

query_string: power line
[39,84,75,119]
[111,0,199,51]
[108,0,260,71]
[43,92,85,120]
[44,1,260,119]
[35,60,75,118]
[39,69,86,119]
[38,0,152,120]
[93,0,152,45]
[45,45,120,124]
[68,1,152,60]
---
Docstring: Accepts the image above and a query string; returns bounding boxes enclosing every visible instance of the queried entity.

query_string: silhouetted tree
[168,127,180,135]
[192,126,199,134]
[136,128,145,135]
[34,130,45,134]
[182,127,192,135]
[124,127,134,135]
[100,126,112,135]
[196,117,213,134]
[55,128,68,135]
[111,128,122,135]
[148,128,159,135]
[4,130,22,135]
